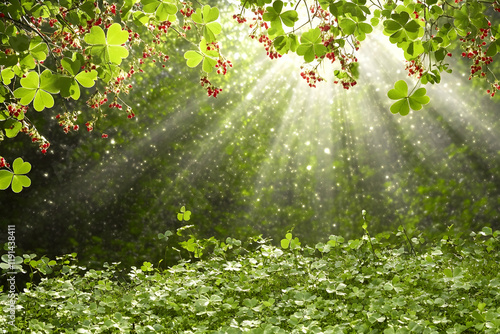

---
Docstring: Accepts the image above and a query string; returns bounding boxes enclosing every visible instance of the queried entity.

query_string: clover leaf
[84,23,129,65]
[296,28,327,62]
[177,206,191,221]
[0,157,31,193]
[191,5,222,43]
[60,54,98,100]
[13,70,60,111]
[183,39,218,73]
[142,0,177,22]
[383,12,424,52]
[29,36,48,61]
[263,0,298,35]
[3,119,22,138]
[184,51,203,68]
[281,232,301,249]
[273,33,299,55]
[388,80,430,115]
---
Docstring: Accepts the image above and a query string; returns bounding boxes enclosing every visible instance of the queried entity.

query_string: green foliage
[1,227,499,332]
[387,80,430,115]
[177,206,191,222]
[0,157,31,193]
[84,23,130,65]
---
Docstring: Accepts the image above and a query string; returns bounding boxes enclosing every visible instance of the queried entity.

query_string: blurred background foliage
[1,1,499,271]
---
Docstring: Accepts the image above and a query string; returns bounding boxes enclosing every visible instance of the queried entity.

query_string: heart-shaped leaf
[29,36,48,61]
[202,57,217,73]
[84,24,129,65]
[387,80,408,100]
[61,57,81,76]
[0,170,13,190]
[1,68,15,85]
[11,174,31,193]
[184,51,203,68]
[390,98,410,115]
[75,70,98,88]
[4,119,22,138]
[408,87,430,110]
[0,157,31,192]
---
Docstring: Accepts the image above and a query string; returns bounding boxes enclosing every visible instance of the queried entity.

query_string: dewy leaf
[184,51,203,68]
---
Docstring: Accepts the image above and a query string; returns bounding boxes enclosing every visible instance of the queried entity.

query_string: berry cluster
[87,92,109,109]
[7,104,28,118]
[405,58,425,79]
[55,112,80,134]
[24,123,50,154]
[232,14,247,24]
[486,82,500,97]
[0,157,9,169]
[300,68,324,87]
[180,2,195,17]
[200,76,222,97]
[459,24,494,81]
[216,58,233,75]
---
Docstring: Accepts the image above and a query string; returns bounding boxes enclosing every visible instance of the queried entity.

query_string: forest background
[0,0,499,272]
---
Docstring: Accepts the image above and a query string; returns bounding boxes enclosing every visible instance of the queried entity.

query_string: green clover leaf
[29,36,48,61]
[84,23,129,65]
[184,39,219,73]
[142,0,177,22]
[177,206,191,221]
[0,157,31,193]
[388,80,430,115]
[1,68,15,85]
[263,0,298,30]
[13,70,60,111]
[184,51,203,68]
[296,28,327,62]
[191,5,222,43]
[383,12,424,45]
[408,87,430,110]
[60,54,98,100]
[3,119,22,138]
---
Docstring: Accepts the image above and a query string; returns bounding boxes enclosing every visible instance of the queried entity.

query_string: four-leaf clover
[388,80,430,116]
